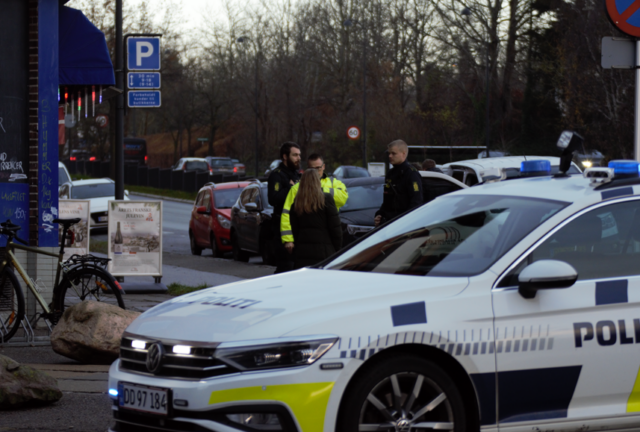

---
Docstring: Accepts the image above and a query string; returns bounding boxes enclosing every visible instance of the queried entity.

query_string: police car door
[492,197,640,431]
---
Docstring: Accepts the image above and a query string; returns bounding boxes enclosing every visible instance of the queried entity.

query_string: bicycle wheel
[57,267,125,312]
[0,267,25,343]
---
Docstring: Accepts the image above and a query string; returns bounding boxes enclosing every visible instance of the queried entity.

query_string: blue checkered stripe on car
[338,325,554,361]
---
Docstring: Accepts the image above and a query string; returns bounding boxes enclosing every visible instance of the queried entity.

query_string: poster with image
[58,200,90,260]
[107,200,163,276]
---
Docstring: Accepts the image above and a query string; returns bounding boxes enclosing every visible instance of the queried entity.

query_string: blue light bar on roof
[608,160,640,177]
[520,160,551,176]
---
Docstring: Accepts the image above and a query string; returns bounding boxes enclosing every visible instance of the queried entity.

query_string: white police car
[109,158,640,432]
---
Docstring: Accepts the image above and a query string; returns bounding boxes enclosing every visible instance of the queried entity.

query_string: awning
[59,6,115,86]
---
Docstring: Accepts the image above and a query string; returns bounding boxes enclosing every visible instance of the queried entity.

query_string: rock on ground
[0,355,62,409]
[51,301,141,364]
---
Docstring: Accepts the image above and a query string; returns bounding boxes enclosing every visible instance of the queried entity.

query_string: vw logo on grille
[146,342,164,374]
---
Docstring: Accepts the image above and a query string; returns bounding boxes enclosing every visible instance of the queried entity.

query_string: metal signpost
[604,0,640,160]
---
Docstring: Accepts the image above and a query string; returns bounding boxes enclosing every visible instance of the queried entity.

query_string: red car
[189,181,250,257]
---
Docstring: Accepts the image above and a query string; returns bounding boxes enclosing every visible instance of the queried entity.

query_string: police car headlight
[216,337,337,370]
[217,214,231,229]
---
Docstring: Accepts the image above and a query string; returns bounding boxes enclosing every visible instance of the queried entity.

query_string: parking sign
[127,37,161,70]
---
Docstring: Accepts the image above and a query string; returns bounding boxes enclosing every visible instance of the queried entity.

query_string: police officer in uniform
[374,140,423,227]
[268,142,302,273]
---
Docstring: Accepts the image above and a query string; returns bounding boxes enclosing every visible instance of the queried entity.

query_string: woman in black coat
[287,168,342,269]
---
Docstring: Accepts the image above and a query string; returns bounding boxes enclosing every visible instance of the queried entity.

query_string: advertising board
[107,201,162,276]
[58,199,90,260]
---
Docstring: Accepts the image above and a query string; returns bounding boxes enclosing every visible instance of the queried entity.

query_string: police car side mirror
[518,260,578,299]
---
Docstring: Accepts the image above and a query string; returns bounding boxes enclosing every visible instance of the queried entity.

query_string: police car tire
[337,356,466,432]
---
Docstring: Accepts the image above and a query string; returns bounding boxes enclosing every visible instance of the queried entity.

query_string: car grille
[119,336,237,380]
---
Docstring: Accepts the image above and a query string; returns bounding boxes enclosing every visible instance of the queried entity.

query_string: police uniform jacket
[268,162,301,219]
[375,160,424,222]
[280,174,348,243]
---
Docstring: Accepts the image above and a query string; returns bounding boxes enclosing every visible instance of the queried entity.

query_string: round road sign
[96,115,109,128]
[606,0,640,37]
[347,126,361,140]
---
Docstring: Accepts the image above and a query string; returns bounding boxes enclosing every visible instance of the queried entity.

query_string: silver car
[206,157,235,175]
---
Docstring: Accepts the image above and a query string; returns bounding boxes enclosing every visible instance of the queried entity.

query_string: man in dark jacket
[268,142,301,273]
[374,140,423,227]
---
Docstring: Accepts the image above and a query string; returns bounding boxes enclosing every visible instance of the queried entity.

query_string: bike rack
[0,315,52,347]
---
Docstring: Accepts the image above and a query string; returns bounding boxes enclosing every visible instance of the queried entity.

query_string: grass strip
[167,282,209,296]
[69,174,197,201]
[125,185,197,202]
[90,238,109,255]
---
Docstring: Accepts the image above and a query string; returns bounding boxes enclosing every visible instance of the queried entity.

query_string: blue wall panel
[38,0,59,246]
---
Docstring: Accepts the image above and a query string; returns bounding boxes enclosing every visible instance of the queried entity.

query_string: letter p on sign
[127,37,161,71]
[136,42,154,66]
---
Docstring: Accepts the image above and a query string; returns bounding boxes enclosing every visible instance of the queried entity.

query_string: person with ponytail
[287,168,342,269]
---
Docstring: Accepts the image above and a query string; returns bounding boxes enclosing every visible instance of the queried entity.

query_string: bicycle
[0,218,125,343]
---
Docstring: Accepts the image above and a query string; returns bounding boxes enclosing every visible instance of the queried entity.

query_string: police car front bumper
[108,358,357,432]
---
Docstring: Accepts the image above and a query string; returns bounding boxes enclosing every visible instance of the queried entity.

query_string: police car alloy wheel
[338,356,465,432]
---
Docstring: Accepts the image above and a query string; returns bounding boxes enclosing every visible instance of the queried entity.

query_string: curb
[129,191,194,204]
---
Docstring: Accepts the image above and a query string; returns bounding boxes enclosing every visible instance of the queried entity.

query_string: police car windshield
[326,195,569,277]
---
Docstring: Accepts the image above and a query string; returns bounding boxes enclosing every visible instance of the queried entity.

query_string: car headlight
[216,336,338,371]
[217,214,231,229]
[347,224,374,236]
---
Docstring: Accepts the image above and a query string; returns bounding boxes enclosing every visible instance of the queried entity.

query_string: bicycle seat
[53,218,81,226]
[0,220,21,232]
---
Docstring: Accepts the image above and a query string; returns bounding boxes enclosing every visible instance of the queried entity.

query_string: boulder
[0,355,62,409]
[51,301,141,364]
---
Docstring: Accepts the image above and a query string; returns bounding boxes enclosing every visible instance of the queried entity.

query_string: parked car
[205,157,235,176]
[58,161,71,193]
[264,159,280,176]
[339,171,467,246]
[124,137,147,165]
[58,178,129,230]
[333,165,371,179]
[229,181,275,264]
[189,181,251,258]
[231,159,246,176]
[442,156,582,186]
[69,149,91,162]
[172,157,212,175]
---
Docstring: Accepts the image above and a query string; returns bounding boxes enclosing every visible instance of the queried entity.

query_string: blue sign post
[128,72,161,89]
[128,91,161,108]
[127,37,161,71]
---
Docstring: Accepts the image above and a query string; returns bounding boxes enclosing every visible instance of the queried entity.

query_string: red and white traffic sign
[606,0,640,37]
[347,126,361,140]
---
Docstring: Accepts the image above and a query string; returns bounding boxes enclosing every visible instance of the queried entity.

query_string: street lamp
[461,7,491,158]
[343,18,368,169]
[237,36,260,177]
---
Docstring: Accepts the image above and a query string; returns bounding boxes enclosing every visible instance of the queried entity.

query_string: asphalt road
[94,194,263,264]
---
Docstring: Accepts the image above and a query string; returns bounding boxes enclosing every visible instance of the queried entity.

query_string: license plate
[118,382,169,415]
[98,216,108,222]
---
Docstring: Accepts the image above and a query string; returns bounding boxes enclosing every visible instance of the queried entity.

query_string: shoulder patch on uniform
[275,183,280,191]
[413,182,419,192]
